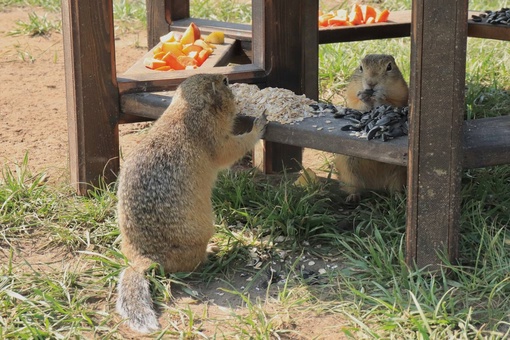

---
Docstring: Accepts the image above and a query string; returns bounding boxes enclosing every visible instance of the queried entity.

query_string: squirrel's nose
[365,81,376,89]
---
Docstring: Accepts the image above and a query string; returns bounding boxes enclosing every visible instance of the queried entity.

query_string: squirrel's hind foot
[345,193,361,204]
[206,243,220,254]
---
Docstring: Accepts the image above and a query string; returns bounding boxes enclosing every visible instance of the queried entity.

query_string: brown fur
[334,54,408,203]
[115,74,266,333]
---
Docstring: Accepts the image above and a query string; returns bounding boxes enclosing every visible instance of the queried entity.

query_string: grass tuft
[113,0,146,25]
[0,0,60,12]
[8,11,61,36]
[190,0,251,23]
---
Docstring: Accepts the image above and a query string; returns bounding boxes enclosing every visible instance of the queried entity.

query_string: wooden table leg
[251,0,319,172]
[146,0,169,49]
[147,0,191,49]
[406,0,468,269]
[62,0,120,195]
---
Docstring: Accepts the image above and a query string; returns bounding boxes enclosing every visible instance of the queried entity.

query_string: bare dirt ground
[1,7,342,339]
[0,7,154,182]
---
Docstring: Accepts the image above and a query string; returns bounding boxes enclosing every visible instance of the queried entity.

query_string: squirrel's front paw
[357,89,375,105]
[253,112,268,137]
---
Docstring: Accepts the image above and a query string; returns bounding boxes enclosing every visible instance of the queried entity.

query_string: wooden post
[62,0,120,195]
[146,0,169,49]
[165,0,190,22]
[406,0,468,269]
[252,0,318,172]
[147,0,191,49]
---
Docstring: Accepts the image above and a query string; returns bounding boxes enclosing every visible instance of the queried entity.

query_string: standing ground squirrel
[115,74,267,334]
[334,54,408,203]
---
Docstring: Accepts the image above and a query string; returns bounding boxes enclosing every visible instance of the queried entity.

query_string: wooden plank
[463,116,510,168]
[121,90,510,168]
[121,91,174,120]
[120,92,408,165]
[406,0,468,269]
[118,63,267,94]
[319,10,510,44]
[319,10,411,44]
[468,11,510,41]
[468,23,510,41]
[61,0,120,195]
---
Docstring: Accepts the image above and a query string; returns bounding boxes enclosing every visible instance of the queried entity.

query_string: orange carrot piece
[376,9,390,23]
[361,5,377,23]
[153,51,166,60]
[143,57,167,70]
[177,56,198,68]
[162,52,185,70]
[154,65,172,71]
[196,49,212,66]
[328,17,348,26]
[319,13,334,27]
[348,4,363,25]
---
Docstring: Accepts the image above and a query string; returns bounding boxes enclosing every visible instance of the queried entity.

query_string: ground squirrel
[115,74,267,334]
[334,54,408,203]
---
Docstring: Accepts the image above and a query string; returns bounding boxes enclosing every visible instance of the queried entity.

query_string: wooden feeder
[62,0,510,269]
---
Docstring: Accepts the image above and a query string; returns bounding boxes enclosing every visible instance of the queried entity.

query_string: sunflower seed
[335,105,409,141]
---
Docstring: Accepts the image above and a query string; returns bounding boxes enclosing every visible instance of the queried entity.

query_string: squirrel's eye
[386,62,392,71]
[223,77,229,86]
[359,65,363,72]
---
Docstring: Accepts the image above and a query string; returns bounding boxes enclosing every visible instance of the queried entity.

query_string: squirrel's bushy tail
[116,267,160,334]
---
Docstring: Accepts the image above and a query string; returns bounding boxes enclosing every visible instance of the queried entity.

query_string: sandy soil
[0,7,154,182]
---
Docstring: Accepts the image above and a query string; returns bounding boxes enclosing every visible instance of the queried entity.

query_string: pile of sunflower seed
[333,105,409,141]
[471,8,510,25]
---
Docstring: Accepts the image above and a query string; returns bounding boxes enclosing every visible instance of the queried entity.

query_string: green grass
[7,11,60,36]
[112,0,146,28]
[2,0,510,338]
[0,0,60,12]
[2,157,510,338]
[2,0,148,35]
[191,0,251,23]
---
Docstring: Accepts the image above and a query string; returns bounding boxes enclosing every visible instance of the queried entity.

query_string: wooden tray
[319,10,510,43]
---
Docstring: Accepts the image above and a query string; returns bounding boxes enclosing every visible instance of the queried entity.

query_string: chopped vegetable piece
[205,31,225,44]
[376,9,390,23]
